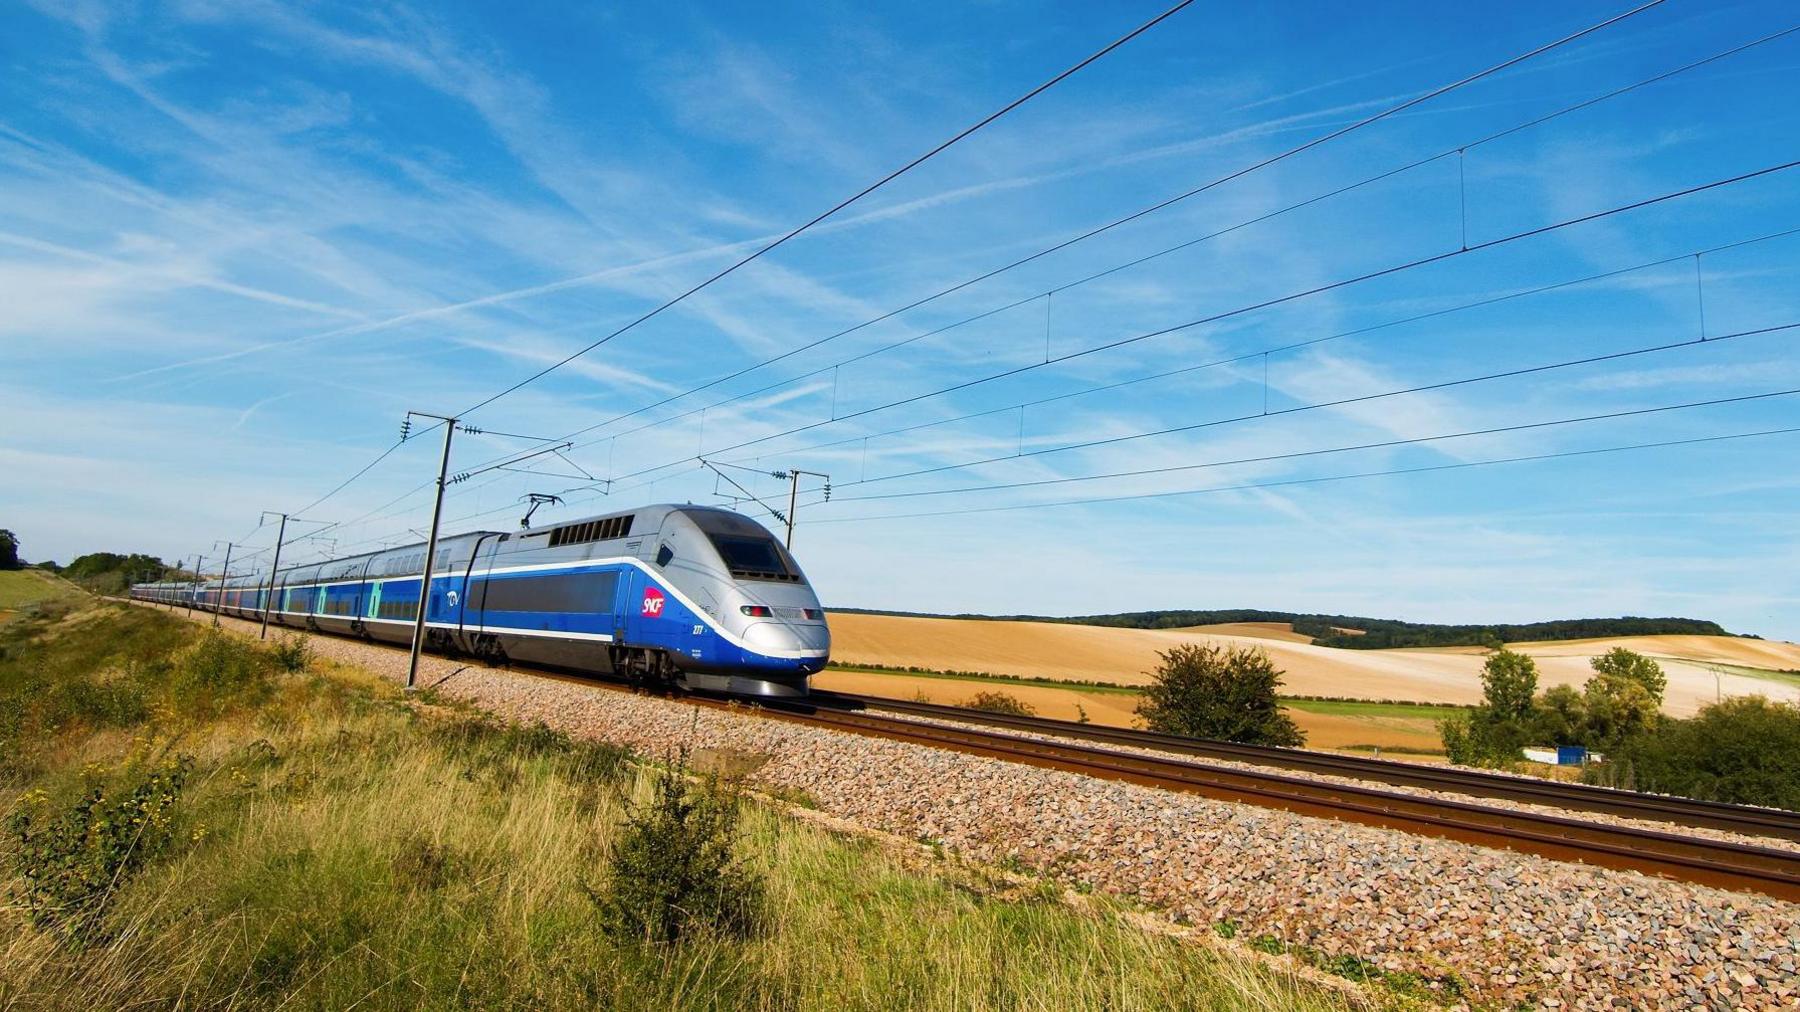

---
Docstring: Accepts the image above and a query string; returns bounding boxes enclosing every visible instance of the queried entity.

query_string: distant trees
[946,608,1736,649]
[1136,643,1304,747]
[1609,696,1800,810]
[1439,648,1540,766]
[61,552,170,595]
[1443,647,1674,769]
[0,529,19,570]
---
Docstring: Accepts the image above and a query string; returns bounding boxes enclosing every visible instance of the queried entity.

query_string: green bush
[270,634,312,673]
[1136,643,1304,747]
[1609,696,1800,809]
[1438,711,1525,768]
[596,758,763,944]
[9,753,192,941]
[963,690,1036,716]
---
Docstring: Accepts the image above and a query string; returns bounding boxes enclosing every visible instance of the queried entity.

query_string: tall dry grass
[0,601,1375,1011]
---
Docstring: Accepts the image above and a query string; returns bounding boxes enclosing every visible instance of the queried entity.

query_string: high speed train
[131,504,831,697]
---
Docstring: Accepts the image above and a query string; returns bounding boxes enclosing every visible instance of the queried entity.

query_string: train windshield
[682,508,805,583]
[707,534,795,581]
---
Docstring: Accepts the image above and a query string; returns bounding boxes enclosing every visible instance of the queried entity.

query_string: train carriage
[132,504,830,697]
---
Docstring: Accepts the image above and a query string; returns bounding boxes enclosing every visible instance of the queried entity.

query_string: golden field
[827,613,1800,718]
[812,668,1452,755]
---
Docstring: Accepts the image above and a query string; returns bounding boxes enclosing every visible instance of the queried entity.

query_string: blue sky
[4,0,1799,638]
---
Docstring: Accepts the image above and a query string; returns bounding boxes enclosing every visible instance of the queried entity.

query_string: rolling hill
[826,613,1800,718]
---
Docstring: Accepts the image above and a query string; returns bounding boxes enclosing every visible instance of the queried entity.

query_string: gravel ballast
[155,606,1800,1010]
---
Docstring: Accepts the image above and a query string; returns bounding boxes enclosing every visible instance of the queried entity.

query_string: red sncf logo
[641,587,666,617]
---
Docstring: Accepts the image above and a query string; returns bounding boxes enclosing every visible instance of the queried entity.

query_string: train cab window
[707,534,796,582]
[655,544,674,568]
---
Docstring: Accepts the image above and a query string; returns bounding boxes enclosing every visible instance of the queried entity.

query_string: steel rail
[817,691,1800,843]
[723,695,1800,902]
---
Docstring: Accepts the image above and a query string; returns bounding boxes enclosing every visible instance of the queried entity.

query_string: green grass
[0,570,85,617]
[1648,655,1800,692]
[0,599,1384,1011]
[1279,699,1468,721]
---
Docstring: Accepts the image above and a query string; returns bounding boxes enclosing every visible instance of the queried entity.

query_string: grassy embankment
[0,592,1384,1010]
[821,662,1463,755]
[0,570,84,624]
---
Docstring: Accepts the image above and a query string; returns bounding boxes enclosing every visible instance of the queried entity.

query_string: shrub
[1610,695,1800,809]
[595,758,763,944]
[1438,711,1524,768]
[9,753,192,941]
[177,631,267,692]
[963,691,1035,717]
[270,634,312,673]
[1136,643,1304,747]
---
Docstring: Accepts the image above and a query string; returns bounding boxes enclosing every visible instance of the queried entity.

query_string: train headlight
[803,608,822,621]
[740,605,773,617]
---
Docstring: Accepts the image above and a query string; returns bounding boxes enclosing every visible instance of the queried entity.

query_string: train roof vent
[548,513,634,548]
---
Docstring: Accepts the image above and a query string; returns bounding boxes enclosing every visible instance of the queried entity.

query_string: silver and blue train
[130,504,831,697]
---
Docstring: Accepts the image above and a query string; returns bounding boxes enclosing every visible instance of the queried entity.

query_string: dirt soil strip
[145,604,1800,1010]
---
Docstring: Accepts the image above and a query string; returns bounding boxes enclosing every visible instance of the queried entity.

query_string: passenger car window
[655,544,674,567]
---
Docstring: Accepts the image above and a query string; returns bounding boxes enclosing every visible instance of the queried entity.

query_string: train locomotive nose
[742,618,831,657]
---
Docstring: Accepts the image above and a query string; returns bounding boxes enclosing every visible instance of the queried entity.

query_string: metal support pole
[213,541,234,627]
[260,513,289,640]
[189,555,204,614]
[778,468,829,550]
[785,471,800,549]
[406,414,458,691]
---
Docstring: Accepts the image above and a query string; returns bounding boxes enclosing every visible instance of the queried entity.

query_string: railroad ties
[688,690,1800,903]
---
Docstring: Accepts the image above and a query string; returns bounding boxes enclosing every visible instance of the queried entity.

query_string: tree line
[0,529,178,595]
[831,606,1740,648]
[1443,647,1800,810]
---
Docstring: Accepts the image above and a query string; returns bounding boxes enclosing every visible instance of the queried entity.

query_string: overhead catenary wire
[802,421,1800,525]
[326,255,1800,555]
[811,319,1800,497]
[809,382,1800,506]
[305,211,1800,558]
[339,4,1721,530]
[346,359,1800,551]
[545,22,1798,462]
[246,0,1199,540]
[353,395,1800,540]
[452,0,1202,420]
[270,4,1787,558]
[715,224,1800,476]
[523,0,1673,450]
[597,158,1800,489]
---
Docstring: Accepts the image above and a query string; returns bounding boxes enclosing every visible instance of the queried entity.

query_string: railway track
[686,692,1800,903]
[129,602,1800,901]
[816,690,1800,844]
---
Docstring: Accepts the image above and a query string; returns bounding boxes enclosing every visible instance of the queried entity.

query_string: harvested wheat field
[813,668,1450,755]
[827,613,1800,717]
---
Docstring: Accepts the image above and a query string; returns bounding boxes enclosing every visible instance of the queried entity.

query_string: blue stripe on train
[191,562,820,675]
